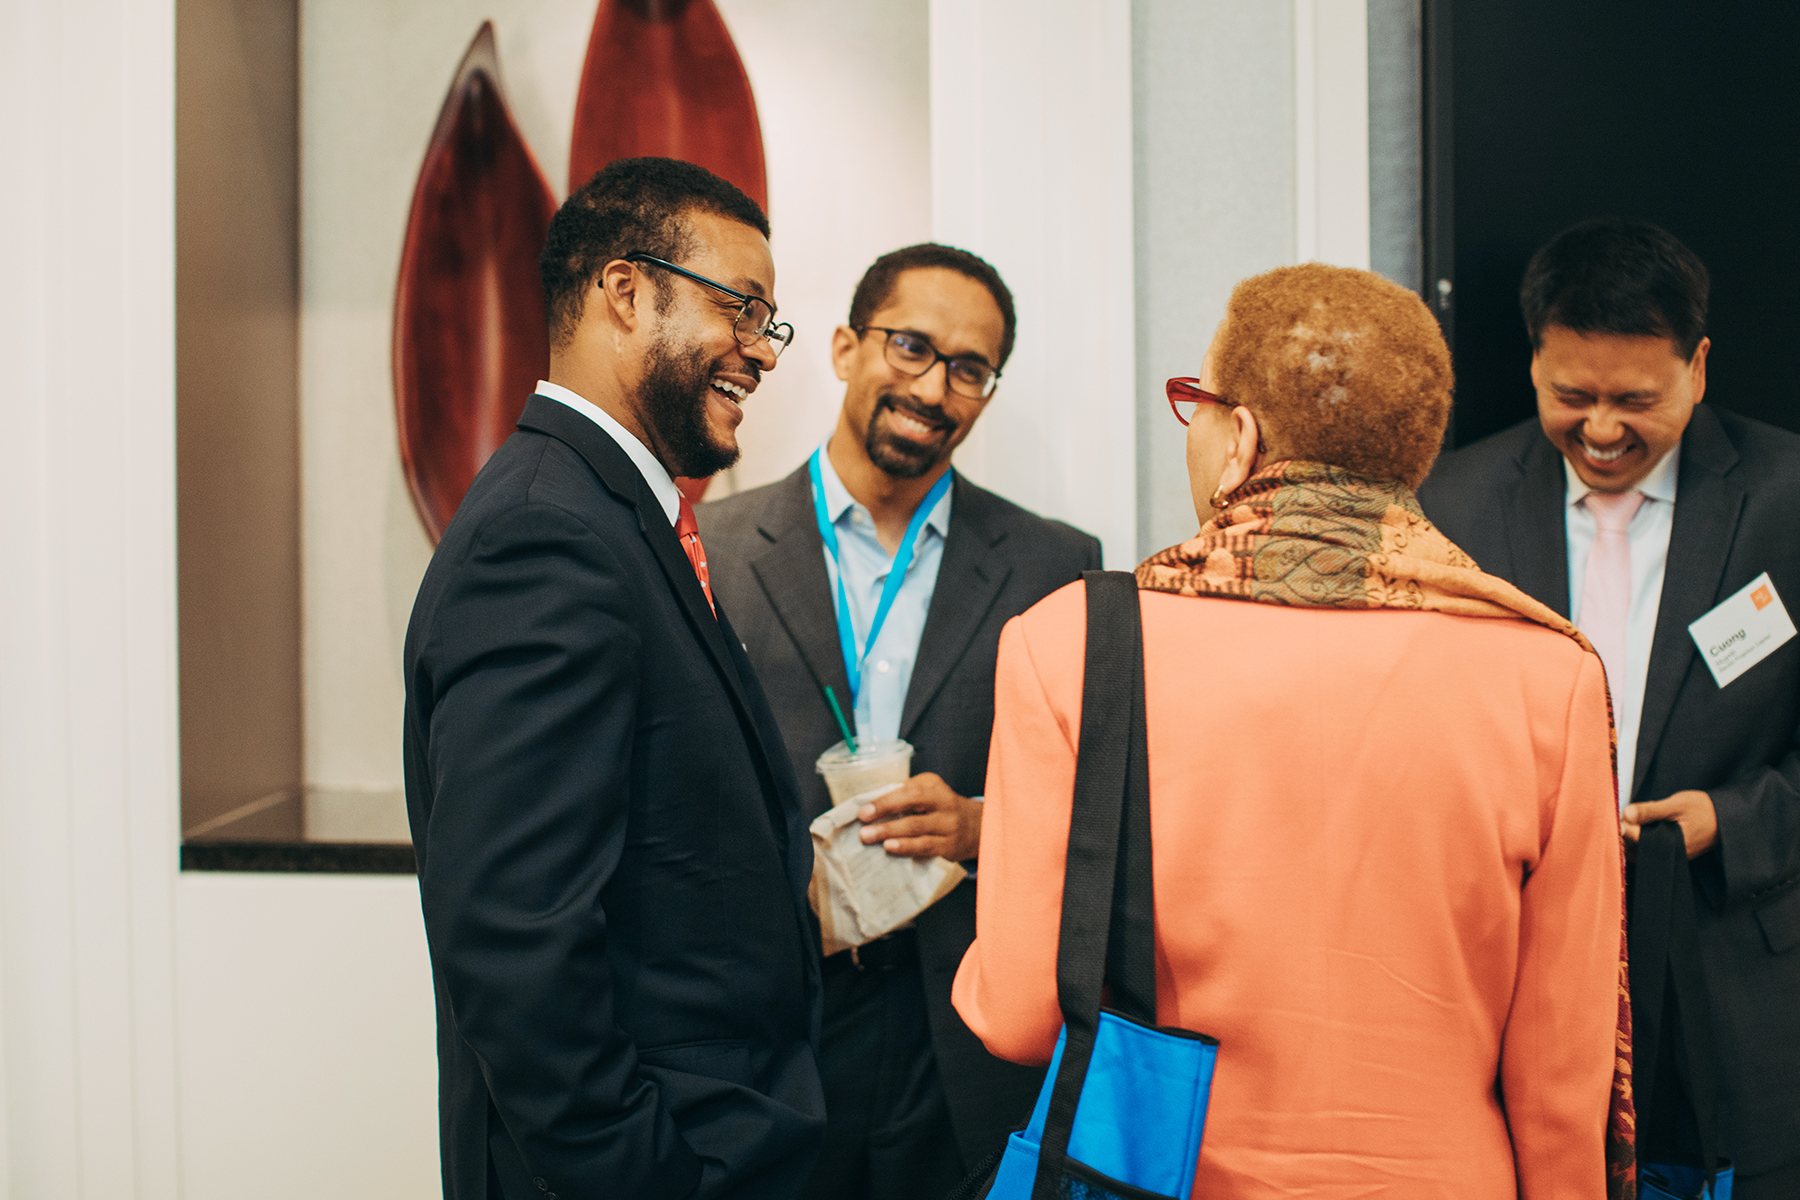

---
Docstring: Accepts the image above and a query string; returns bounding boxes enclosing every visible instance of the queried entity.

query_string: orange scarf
[1138,460,1636,1199]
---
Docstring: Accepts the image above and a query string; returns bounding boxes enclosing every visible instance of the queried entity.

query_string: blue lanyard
[808,447,953,711]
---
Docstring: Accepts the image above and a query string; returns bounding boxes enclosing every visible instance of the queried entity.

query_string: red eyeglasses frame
[1165,376,1233,426]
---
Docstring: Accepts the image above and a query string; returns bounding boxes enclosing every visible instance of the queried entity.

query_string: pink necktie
[1579,490,1646,698]
[676,496,716,618]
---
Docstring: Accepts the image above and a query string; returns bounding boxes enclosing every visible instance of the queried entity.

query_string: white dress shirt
[1564,443,1681,807]
[535,380,681,526]
[813,445,953,744]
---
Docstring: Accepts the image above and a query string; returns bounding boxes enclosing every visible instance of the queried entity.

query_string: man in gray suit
[699,244,1100,1200]
[1418,218,1800,1198]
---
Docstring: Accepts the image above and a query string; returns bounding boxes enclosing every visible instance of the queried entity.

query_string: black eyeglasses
[856,326,1001,399]
[623,253,794,358]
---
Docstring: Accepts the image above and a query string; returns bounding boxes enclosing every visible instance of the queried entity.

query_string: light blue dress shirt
[813,446,953,743]
[1564,442,1680,807]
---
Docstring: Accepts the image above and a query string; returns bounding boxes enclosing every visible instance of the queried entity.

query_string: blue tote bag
[948,571,1219,1200]
[1632,820,1733,1200]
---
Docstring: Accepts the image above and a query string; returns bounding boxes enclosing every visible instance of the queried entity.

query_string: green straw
[822,686,858,755]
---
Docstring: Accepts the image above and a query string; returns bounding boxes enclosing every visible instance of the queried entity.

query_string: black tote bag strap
[1032,571,1156,1200]
[1630,820,1723,1186]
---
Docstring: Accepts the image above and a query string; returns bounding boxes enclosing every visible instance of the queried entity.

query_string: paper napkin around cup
[807,783,967,957]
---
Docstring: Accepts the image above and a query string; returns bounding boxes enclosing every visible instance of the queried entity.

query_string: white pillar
[1295,0,1372,269]
[0,0,183,1195]
[930,0,1138,568]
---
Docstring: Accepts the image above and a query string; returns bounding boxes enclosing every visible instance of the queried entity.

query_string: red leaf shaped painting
[570,0,770,503]
[393,23,556,543]
[569,0,768,207]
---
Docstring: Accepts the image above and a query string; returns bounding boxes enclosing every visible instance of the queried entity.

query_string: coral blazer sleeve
[1505,649,1625,1198]
[951,606,1081,1066]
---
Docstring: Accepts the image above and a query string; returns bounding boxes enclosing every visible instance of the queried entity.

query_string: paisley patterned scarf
[1137,460,1637,1200]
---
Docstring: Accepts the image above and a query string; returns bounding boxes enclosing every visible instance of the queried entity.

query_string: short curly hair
[847,244,1017,367]
[1212,263,1452,489]
[1520,217,1708,360]
[540,157,769,348]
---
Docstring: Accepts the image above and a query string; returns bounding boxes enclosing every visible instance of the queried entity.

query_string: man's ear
[1688,336,1710,406]
[597,259,644,333]
[830,325,860,383]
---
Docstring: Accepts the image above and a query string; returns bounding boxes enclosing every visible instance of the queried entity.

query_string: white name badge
[1688,572,1796,688]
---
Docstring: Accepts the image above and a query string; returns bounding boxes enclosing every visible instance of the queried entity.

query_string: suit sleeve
[953,611,1078,1064]
[1504,650,1624,1200]
[416,503,703,1200]
[1709,734,1800,904]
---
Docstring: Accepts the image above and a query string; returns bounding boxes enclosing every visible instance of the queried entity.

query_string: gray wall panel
[1133,0,1296,558]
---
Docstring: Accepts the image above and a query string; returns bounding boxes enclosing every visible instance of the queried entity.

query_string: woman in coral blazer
[953,265,1630,1199]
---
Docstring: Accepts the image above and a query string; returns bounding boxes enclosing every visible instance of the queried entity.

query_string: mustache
[877,393,953,431]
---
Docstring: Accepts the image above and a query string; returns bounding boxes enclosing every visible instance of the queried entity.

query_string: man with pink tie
[1419,218,1800,1197]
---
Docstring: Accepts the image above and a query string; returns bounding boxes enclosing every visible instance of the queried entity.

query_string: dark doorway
[1425,1,1800,449]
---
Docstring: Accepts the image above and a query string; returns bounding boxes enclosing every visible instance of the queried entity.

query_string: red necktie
[675,496,716,617]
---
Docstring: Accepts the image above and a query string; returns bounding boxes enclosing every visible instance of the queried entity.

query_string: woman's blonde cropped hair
[1213,263,1453,489]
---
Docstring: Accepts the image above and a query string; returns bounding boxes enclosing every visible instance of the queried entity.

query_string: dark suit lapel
[901,474,1011,740]
[515,394,756,719]
[1501,433,1573,617]
[746,466,855,706]
[1632,407,1746,801]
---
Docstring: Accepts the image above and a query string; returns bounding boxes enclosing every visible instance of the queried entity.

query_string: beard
[639,333,744,479]
[864,392,957,480]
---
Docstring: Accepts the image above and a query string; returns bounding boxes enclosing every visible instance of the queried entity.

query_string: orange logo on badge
[1753,584,1773,610]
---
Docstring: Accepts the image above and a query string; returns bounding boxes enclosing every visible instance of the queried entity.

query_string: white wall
[1133,0,1370,559]
[175,877,437,1199]
[1295,0,1372,271]
[719,0,935,493]
[930,0,1138,568]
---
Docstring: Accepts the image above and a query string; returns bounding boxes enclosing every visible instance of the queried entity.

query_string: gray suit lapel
[1502,433,1573,617]
[748,467,854,704]
[1632,407,1745,801]
[901,474,1011,740]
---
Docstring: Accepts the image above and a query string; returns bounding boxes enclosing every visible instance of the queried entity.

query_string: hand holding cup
[858,772,983,862]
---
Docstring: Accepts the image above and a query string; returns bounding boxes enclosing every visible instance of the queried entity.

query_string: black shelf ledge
[181,840,417,875]
[181,788,417,874]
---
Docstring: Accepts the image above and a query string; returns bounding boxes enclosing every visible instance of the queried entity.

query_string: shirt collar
[536,380,682,526]
[814,443,954,542]
[1562,436,1682,510]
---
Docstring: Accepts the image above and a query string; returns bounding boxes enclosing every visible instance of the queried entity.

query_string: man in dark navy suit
[1420,218,1800,1198]
[403,158,824,1200]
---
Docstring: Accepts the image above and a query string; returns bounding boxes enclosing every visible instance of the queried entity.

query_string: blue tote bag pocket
[1062,1015,1216,1197]
[950,573,1220,1200]
[984,1016,1218,1200]
[1638,1162,1733,1200]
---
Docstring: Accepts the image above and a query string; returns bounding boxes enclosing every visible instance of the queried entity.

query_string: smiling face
[1532,325,1708,493]
[635,210,779,477]
[831,267,1005,481]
